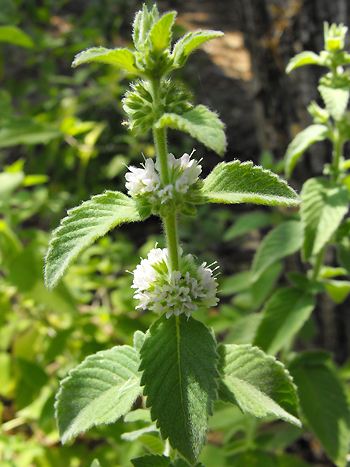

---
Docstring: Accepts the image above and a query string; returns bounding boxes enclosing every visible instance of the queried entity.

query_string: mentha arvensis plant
[44,5,301,465]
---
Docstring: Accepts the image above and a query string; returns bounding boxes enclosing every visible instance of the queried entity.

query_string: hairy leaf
[202,161,299,206]
[150,11,176,52]
[319,84,349,121]
[45,191,142,288]
[290,353,350,466]
[285,124,328,177]
[156,105,226,155]
[172,30,223,67]
[140,315,218,464]
[224,211,273,241]
[254,287,315,355]
[0,25,33,47]
[301,178,348,260]
[55,345,141,443]
[286,51,323,73]
[72,47,138,74]
[252,221,302,282]
[220,344,300,426]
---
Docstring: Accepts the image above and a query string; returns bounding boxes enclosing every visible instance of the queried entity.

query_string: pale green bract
[202,161,299,206]
[284,124,329,177]
[172,30,224,68]
[155,105,227,156]
[140,315,218,464]
[254,287,315,355]
[220,344,301,427]
[150,11,176,52]
[72,47,138,74]
[55,345,141,444]
[251,220,302,282]
[300,178,348,260]
[44,191,143,289]
[286,51,324,73]
[290,353,350,467]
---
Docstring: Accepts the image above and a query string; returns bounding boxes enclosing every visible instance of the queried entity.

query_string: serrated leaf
[319,84,349,120]
[140,315,218,464]
[172,30,223,67]
[290,352,350,466]
[55,345,141,443]
[224,211,273,241]
[254,287,315,355]
[150,11,176,52]
[286,51,323,73]
[285,124,328,177]
[301,178,348,260]
[72,47,138,74]
[202,161,299,206]
[156,105,226,155]
[45,191,142,289]
[0,25,33,48]
[220,344,300,427]
[252,221,302,282]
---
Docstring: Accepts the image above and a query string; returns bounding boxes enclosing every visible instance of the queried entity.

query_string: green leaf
[150,11,176,52]
[90,461,101,467]
[0,171,24,199]
[220,344,300,427]
[224,211,273,241]
[301,178,348,260]
[319,84,349,120]
[45,191,142,289]
[290,352,350,466]
[202,161,299,206]
[324,279,350,304]
[132,455,170,467]
[252,221,302,282]
[72,47,138,74]
[172,30,223,67]
[229,451,309,467]
[156,105,226,155]
[140,315,218,464]
[286,51,323,73]
[0,25,33,48]
[285,124,328,177]
[0,119,60,148]
[254,287,315,355]
[55,345,141,443]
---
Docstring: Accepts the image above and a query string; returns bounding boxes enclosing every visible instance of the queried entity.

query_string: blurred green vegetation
[0,1,330,466]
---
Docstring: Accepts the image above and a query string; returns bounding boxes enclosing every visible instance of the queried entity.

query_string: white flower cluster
[132,247,218,318]
[125,151,202,204]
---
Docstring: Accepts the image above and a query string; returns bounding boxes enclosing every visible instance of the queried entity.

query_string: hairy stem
[151,79,180,272]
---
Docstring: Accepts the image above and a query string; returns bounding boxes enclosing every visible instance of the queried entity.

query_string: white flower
[125,151,202,202]
[125,158,160,197]
[132,248,218,318]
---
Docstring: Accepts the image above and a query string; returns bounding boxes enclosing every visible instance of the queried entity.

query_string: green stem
[150,79,180,272]
[312,247,325,280]
[331,126,343,183]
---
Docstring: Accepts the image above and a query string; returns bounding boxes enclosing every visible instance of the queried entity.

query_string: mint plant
[238,22,350,467]
[45,5,301,465]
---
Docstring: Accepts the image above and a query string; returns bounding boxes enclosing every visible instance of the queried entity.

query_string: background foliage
[1,0,350,466]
